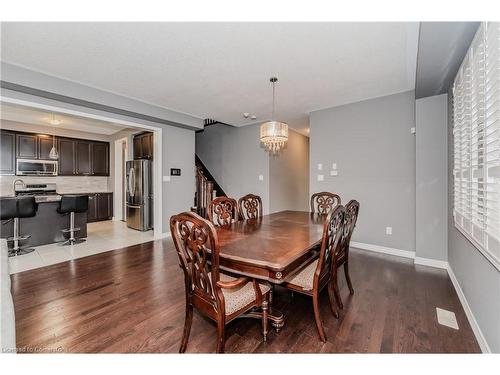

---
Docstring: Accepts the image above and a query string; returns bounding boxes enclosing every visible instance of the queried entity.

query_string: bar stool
[0,196,37,256]
[57,195,89,245]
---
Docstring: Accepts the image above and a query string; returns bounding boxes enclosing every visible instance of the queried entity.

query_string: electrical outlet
[162,175,171,182]
[258,174,264,181]
[330,170,338,176]
[317,174,324,181]
[332,163,337,170]
[386,226,392,235]
[317,163,323,171]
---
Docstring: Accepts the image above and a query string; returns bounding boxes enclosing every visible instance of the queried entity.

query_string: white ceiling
[0,102,128,135]
[1,22,419,135]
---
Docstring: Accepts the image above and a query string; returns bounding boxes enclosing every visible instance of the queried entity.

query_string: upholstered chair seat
[287,259,318,291]
[215,273,271,315]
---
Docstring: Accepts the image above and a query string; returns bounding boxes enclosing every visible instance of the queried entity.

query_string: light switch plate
[330,170,338,176]
[317,163,323,171]
[163,175,171,182]
[386,227,392,235]
[258,175,264,181]
[317,174,324,181]
[332,163,337,170]
[411,127,416,134]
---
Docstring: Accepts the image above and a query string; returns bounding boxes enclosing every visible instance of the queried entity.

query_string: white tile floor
[8,220,154,274]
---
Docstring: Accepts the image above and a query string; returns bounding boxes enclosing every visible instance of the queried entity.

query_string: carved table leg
[262,300,268,341]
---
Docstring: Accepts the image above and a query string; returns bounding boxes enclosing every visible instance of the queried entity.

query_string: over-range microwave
[16,159,58,176]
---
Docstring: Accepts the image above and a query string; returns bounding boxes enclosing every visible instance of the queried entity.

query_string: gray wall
[447,93,500,353]
[163,125,196,230]
[195,124,270,213]
[269,130,309,213]
[309,90,416,251]
[415,94,448,261]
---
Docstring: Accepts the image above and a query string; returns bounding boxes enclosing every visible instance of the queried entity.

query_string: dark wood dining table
[215,210,328,330]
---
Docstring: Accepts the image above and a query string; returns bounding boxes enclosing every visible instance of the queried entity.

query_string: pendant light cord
[272,80,275,121]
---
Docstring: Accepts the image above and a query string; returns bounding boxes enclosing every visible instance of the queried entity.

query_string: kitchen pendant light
[49,114,59,160]
[260,77,288,153]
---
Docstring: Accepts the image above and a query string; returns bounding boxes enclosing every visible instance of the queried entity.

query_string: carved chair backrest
[238,194,263,220]
[170,212,223,313]
[314,205,345,287]
[337,200,360,261]
[310,192,341,214]
[208,197,238,226]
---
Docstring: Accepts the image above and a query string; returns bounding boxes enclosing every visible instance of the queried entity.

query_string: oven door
[16,159,58,176]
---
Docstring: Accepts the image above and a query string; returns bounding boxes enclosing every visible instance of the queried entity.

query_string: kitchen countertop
[0,192,112,204]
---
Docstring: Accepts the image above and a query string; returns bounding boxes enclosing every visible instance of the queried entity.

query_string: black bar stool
[57,195,89,245]
[0,196,37,256]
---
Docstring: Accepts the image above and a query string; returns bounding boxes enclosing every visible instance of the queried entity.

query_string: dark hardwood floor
[10,239,480,353]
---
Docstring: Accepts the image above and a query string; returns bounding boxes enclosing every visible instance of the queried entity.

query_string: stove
[15,183,61,203]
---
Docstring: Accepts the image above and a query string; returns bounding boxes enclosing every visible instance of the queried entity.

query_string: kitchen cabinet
[133,132,153,160]
[16,134,38,159]
[76,141,92,175]
[87,192,113,222]
[3,130,110,176]
[38,135,54,160]
[59,139,110,176]
[58,139,76,176]
[91,142,109,176]
[0,131,16,175]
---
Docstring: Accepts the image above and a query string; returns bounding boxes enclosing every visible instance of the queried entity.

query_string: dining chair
[282,205,345,342]
[208,197,238,226]
[331,199,360,311]
[170,211,271,353]
[310,192,341,214]
[238,194,263,219]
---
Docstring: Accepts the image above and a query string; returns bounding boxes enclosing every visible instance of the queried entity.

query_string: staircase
[192,154,226,218]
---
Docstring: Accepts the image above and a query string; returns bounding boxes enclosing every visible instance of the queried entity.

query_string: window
[453,22,500,270]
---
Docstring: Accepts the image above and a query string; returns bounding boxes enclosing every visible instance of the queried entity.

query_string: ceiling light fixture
[260,77,288,153]
[49,114,59,160]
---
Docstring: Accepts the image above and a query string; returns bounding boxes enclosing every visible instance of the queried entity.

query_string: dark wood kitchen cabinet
[38,135,55,159]
[91,142,109,176]
[133,132,153,160]
[87,192,113,222]
[16,134,38,159]
[58,139,109,176]
[15,133,58,160]
[76,141,92,175]
[0,131,16,175]
[58,139,76,175]
[1,130,110,176]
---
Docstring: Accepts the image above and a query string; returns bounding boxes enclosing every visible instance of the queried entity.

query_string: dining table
[215,210,328,331]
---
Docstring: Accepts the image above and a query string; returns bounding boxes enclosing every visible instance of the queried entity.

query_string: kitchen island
[0,196,88,248]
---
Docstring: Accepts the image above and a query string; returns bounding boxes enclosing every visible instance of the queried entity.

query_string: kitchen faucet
[13,179,25,193]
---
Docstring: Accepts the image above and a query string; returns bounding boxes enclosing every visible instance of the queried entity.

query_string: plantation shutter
[453,22,500,270]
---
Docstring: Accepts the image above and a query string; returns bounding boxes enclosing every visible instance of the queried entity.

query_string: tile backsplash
[0,175,110,196]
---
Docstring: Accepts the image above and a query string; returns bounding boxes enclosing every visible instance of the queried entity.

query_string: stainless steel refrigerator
[126,160,153,231]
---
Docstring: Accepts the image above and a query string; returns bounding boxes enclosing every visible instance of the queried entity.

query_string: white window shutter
[453,22,500,269]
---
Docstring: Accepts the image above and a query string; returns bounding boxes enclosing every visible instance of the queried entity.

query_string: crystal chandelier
[260,77,288,153]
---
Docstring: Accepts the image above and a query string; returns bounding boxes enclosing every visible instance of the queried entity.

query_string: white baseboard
[350,241,415,259]
[446,265,491,353]
[157,232,171,240]
[414,257,448,269]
